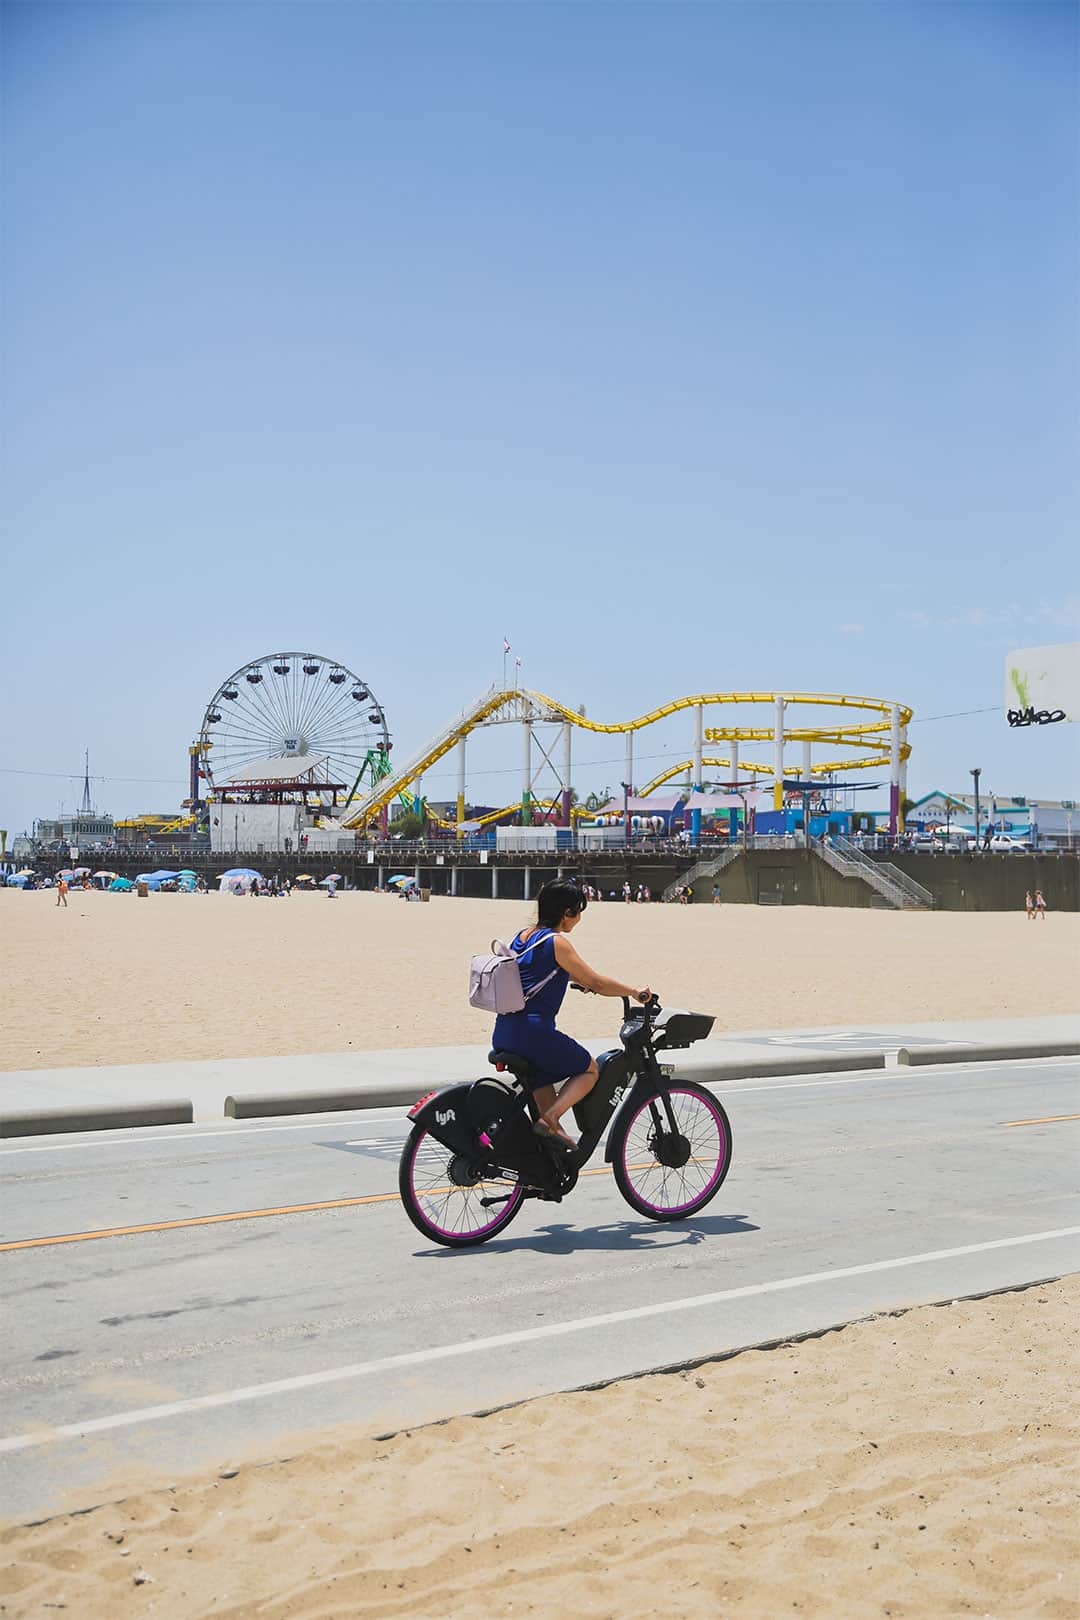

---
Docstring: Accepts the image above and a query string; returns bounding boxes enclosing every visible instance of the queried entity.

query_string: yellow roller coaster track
[343,687,912,827]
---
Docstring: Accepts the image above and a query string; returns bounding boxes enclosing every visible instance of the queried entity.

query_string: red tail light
[408,1090,437,1119]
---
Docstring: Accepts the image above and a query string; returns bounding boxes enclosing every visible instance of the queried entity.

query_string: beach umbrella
[7,873,29,886]
[58,869,74,880]
[388,874,412,885]
[324,872,343,881]
[93,870,117,878]
[15,868,35,876]
[110,877,134,891]
[73,867,91,876]
[178,868,197,877]
[294,873,315,881]
[223,867,261,879]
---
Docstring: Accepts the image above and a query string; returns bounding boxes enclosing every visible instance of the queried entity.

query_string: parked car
[966,834,1032,854]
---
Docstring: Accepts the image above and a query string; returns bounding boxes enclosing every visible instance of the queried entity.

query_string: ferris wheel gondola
[197,652,390,804]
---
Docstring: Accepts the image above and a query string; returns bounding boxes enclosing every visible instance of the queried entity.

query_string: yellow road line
[1003,1112,1080,1128]
[0,1156,719,1253]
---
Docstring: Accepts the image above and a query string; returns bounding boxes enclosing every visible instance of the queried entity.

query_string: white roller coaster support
[562,722,572,827]
[890,705,902,833]
[730,739,739,785]
[802,738,812,787]
[522,718,532,819]
[773,697,786,811]
[625,729,633,794]
[456,738,466,835]
[899,725,909,829]
[693,705,703,788]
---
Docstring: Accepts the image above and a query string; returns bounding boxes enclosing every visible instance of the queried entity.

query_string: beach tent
[6,873,30,887]
[222,867,261,879]
[219,872,258,893]
[109,877,134,891]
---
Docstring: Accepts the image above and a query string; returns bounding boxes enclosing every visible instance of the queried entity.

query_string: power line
[0,768,187,785]
[909,707,998,724]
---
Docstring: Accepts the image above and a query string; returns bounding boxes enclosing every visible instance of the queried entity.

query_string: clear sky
[2,0,1076,834]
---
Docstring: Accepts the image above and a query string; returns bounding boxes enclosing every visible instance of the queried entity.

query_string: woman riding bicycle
[492,879,650,1146]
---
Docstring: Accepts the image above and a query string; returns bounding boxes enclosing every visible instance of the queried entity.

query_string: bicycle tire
[611,1081,732,1221]
[398,1124,526,1248]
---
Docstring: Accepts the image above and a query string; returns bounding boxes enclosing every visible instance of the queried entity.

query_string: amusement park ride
[183,652,913,840]
[341,684,914,838]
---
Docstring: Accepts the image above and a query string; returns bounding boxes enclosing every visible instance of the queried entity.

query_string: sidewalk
[2,1014,1078,1125]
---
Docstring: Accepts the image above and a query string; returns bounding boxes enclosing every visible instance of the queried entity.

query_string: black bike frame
[407,997,685,1196]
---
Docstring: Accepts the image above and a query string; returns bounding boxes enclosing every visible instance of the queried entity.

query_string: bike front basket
[655,1010,714,1049]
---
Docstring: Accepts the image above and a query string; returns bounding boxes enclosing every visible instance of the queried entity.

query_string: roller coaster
[342,684,914,835]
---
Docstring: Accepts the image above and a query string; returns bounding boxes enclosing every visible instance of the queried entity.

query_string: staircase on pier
[814,837,934,910]
[662,844,744,902]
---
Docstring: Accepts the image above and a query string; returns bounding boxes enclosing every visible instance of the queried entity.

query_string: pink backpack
[468,930,558,1013]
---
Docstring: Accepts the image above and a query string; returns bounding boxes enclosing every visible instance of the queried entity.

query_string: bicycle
[399,993,733,1248]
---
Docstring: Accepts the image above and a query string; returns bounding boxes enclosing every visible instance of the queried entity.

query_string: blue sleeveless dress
[491,929,592,1091]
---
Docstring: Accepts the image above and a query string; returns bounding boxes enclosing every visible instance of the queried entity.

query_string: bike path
[1,1056,1077,1522]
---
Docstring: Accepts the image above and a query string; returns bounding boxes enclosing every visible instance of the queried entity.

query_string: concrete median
[896,1041,1080,1067]
[226,1082,422,1118]
[0,1100,194,1138]
[224,1050,887,1119]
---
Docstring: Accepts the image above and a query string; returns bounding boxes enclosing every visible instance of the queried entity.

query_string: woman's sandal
[533,1118,576,1151]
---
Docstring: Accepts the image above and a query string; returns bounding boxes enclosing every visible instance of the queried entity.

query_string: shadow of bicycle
[418,1211,758,1258]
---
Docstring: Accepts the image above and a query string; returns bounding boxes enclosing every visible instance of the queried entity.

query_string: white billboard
[1004,642,1079,727]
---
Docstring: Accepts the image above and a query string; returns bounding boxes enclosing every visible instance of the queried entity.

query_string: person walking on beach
[1034,888,1047,920]
[1025,889,1035,920]
[712,883,720,905]
[491,880,649,1147]
[55,876,68,908]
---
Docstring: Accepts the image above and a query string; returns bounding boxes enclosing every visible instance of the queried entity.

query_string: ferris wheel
[196,653,391,803]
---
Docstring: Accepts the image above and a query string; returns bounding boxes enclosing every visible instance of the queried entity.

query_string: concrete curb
[226,1083,420,1118]
[224,1050,887,1119]
[896,1041,1080,1067]
[0,1100,194,1138]
[687,1051,886,1084]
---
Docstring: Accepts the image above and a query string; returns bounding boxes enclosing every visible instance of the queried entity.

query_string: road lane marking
[1,1225,1076,1456]
[0,1164,684,1250]
[1004,1112,1080,1128]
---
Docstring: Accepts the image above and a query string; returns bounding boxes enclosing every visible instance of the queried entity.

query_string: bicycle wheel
[611,1082,732,1221]
[398,1125,526,1248]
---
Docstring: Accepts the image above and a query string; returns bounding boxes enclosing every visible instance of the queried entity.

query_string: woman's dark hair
[535,879,587,928]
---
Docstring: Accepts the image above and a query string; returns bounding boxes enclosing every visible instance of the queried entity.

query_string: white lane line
[2,1058,1076,1155]
[2,1225,1077,1456]
[0,1115,411,1156]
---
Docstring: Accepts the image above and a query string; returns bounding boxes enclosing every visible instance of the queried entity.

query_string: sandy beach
[3,1277,1077,1618]
[1,888,1077,1073]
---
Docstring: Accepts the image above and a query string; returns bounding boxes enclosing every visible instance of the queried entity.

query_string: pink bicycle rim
[620,1088,728,1215]
[406,1132,523,1239]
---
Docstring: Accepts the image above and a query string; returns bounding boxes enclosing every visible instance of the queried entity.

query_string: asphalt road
[1,1056,1078,1523]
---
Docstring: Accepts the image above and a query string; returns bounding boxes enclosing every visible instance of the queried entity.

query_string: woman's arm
[552,934,649,1002]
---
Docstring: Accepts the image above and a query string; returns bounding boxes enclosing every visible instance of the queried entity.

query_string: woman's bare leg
[540,1060,599,1140]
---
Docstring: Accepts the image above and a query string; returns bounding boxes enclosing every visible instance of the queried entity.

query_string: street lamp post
[970,768,981,850]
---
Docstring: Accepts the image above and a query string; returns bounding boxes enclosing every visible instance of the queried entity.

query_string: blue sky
[2,0,1076,833]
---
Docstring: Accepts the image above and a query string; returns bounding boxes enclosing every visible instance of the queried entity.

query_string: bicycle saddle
[487,1049,533,1081]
